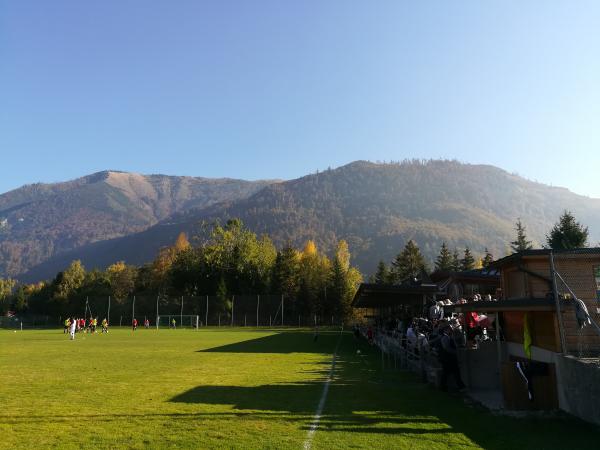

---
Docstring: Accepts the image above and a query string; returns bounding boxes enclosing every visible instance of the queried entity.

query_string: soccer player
[69,318,76,340]
[132,318,138,331]
[101,318,108,333]
[64,318,70,334]
[171,318,176,329]
[144,318,150,329]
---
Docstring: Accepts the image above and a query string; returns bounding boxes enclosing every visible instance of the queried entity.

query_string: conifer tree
[460,247,475,271]
[546,211,589,250]
[391,240,426,283]
[510,218,533,253]
[451,249,461,272]
[482,248,494,268]
[374,260,390,284]
[435,242,454,272]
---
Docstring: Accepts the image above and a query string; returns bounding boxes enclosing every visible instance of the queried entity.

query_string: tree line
[370,210,591,284]
[0,219,362,321]
[0,210,591,316]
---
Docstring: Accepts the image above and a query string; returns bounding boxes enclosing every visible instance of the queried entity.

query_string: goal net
[156,315,199,329]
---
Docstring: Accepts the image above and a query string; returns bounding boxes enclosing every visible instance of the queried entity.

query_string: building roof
[491,248,600,268]
[352,282,439,308]
[430,268,500,284]
[444,298,566,313]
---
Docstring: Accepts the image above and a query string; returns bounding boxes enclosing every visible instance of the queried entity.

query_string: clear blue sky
[1,1,599,197]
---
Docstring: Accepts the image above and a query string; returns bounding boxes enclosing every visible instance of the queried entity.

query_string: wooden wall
[501,255,600,353]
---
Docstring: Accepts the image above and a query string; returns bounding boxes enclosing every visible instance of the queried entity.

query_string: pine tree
[546,211,589,250]
[374,260,390,284]
[451,249,461,271]
[391,240,426,283]
[435,242,454,272]
[510,218,533,253]
[460,247,475,271]
[482,248,494,268]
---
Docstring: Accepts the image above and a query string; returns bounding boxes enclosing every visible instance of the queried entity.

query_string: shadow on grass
[182,332,600,450]
[199,330,342,354]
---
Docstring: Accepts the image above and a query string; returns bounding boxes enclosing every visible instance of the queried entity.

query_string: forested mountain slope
[0,171,274,277]
[20,160,600,282]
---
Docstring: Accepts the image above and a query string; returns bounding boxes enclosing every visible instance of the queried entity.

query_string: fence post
[550,251,568,354]
[256,295,260,327]
[218,313,221,327]
[231,295,235,327]
[156,296,159,330]
[108,296,111,325]
[245,315,247,327]
[206,295,209,327]
[180,296,184,328]
[281,295,284,326]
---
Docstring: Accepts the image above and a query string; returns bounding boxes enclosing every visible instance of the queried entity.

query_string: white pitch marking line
[303,333,342,450]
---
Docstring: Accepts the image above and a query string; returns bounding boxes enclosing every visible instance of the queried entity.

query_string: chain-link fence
[3,294,346,329]
[552,252,600,362]
[0,315,53,329]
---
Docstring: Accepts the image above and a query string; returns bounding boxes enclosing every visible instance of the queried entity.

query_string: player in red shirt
[132,318,138,331]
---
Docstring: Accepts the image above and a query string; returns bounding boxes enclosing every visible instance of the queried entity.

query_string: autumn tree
[0,278,16,314]
[106,261,137,301]
[53,260,86,300]
[204,219,276,293]
[327,240,362,320]
[174,232,191,252]
[297,240,330,316]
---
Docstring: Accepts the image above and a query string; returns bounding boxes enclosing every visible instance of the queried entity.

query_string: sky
[1,1,599,198]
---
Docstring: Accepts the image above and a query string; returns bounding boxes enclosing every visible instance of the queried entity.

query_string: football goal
[156,315,199,330]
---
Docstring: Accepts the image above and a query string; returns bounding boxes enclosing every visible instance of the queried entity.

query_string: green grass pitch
[1,328,598,449]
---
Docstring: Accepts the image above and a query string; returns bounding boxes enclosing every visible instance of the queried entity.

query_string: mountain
[19,160,600,283]
[0,171,274,277]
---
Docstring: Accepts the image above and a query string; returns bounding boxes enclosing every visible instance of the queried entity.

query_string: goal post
[156,315,199,329]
